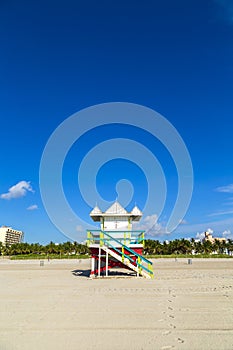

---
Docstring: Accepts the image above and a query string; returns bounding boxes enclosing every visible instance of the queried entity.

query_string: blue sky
[0,0,233,243]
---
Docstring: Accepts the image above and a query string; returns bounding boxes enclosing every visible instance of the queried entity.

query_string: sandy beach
[0,258,232,350]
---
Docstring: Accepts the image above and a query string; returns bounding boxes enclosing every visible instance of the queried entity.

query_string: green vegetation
[0,237,232,260]
[0,241,90,259]
[146,254,233,259]
[9,254,89,260]
[144,238,233,257]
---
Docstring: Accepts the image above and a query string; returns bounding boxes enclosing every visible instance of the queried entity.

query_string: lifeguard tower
[86,201,153,278]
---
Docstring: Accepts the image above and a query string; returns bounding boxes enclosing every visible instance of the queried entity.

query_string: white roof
[105,201,128,215]
[90,205,102,215]
[90,201,143,222]
[131,205,142,216]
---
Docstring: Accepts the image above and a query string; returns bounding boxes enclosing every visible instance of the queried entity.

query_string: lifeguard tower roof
[90,201,142,222]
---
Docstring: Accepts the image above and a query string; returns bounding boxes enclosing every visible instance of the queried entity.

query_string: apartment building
[0,226,24,245]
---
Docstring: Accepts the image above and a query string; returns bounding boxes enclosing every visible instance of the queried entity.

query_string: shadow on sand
[72,269,91,277]
[71,268,136,278]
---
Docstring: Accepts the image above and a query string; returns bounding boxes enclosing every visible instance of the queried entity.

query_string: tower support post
[90,256,95,277]
[98,247,101,277]
[106,251,108,277]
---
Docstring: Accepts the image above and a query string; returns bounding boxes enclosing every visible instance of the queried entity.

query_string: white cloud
[196,228,214,240]
[196,228,213,241]
[1,181,34,200]
[175,216,233,237]
[134,212,233,240]
[76,225,84,232]
[195,228,233,240]
[133,214,188,237]
[133,213,156,229]
[196,232,205,240]
[212,185,233,216]
[144,213,158,226]
[208,210,233,217]
[133,213,167,236]
[207,228,214,234]
[222,229,232,238]
[216,184,233,193]
[223,199,233,206]
[27,204,38,211]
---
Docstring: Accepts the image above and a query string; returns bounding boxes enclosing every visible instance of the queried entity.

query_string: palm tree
[31,243,42,255]
[45,241,58,259]
[169,239,180,255]
[62,241,73,256]
[226,239,233,255]
[180,239,192,254]
[78,243,90,255]
[57,243,65,258]
[193,240,204,255]
[0,242,3,256]
[144,239,163,255]
[202,240,213,254]
[2,244,10,256]
[190,238,195,254]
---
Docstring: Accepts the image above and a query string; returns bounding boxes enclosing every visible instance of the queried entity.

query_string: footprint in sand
[177,337,185,343]
[169,323,176,329]
[162,330,171,335]
[179,308,190,312]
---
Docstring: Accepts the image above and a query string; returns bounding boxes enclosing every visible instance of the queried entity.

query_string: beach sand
[0,258,232,350]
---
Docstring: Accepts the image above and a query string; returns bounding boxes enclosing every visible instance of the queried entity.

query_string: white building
[204,231,226,244]
[0,226,24,246]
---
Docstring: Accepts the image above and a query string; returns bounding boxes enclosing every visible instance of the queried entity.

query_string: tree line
[144,238,233,256]
[0,241,89,257]
[0,238,233,258]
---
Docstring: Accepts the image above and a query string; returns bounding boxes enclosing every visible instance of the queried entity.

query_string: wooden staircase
[87,230,153,279]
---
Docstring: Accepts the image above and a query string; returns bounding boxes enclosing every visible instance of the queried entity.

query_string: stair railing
[101,231,153,278]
